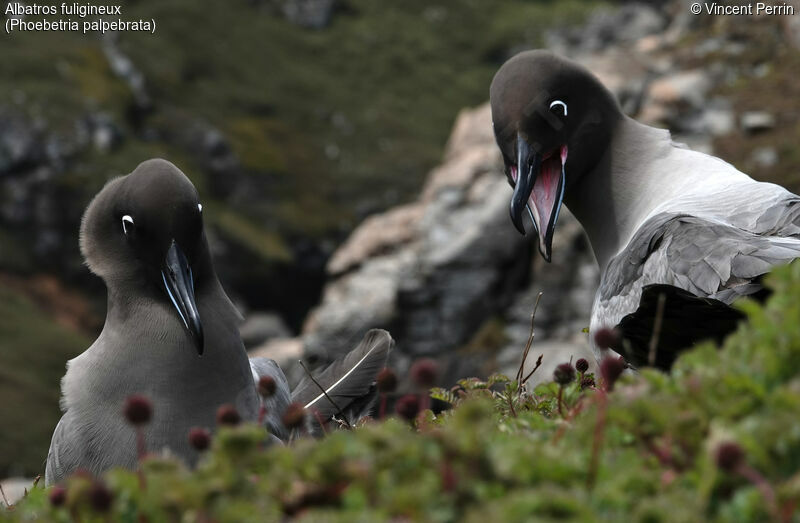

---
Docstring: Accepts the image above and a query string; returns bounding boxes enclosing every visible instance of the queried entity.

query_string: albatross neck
[565,116,745,272]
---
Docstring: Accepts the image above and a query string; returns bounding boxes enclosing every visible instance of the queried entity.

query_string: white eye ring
[122,215,134,235]
[198,203,203,213]
[549,100,568,116]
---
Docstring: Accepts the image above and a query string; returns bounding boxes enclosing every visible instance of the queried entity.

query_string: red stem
[136,427,146,489]
[587,391,607,490]
[136,427,146,461]
[738,464,778,518]
[379,394,387,420]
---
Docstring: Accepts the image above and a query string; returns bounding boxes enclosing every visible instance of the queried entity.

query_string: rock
[0,107,42,176]
[281,0,336,29]
[751,147,778,169]
[249,337,304,370]
[550,4,668,53]
[784,11,800,50]
[740,111,776,135]
[101,35,152,115]
[327,204,423,275]
[699,101,735,136]
[0,477,33,507]
[240,312,291,348]
[299,103,532,383]
[646,69,711,109]
[87,113,123,153]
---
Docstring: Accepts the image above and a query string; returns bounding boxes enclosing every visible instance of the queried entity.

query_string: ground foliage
[4,264,800,521]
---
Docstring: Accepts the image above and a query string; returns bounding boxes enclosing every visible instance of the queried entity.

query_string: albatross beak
[509,134,567,263]
[161,240,204,355]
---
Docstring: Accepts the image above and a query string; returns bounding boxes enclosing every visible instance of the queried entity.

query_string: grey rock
[701,101,735,137]
[281,0,336,29]
[102,35,152,113]
[299,104,531,384]
[740,112,776,134]
[0,107,42,176]
[0,477,33,507]
[751,147,779,169]
[240,312,292,348]
[88,113,123,153]
[550,4,667,52]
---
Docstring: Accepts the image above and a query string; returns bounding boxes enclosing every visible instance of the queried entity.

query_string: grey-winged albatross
[490,50,800,368]
[46,159,391,484]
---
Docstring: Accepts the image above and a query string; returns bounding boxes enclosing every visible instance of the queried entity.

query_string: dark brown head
[81,159,212,354]
[490,50,622,261]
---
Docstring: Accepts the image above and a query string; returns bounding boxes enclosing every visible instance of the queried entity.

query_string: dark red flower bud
[395,394,421,421]
[599,355,626,391]
[580,375,595,390]
[715,441,745,473]
[282,402,307,430]
[576,358,589,373]
[216,404,241,426]
[188,427,211,451]
[594,327,622,350]
[376,368,398,393]
[258,376,277,398]
[410,358,438,388]
[123,395,152,425]
[553,363,576,385]
[89,481,112,513]
[48,485,66,507]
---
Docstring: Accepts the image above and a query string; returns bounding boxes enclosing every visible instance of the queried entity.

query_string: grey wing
[597,209,800,328]
[249,357,292,441]
[45,414,81,486]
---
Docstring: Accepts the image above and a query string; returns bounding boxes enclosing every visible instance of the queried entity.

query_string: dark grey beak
[161,240,204,355]
[510,134,541,237]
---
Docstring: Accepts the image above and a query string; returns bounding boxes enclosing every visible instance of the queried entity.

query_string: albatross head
[490,50,620,261]
[80,159,212,355]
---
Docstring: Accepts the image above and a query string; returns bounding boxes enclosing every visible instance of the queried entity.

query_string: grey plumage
[46,159,392,485]
[597,210,800,323]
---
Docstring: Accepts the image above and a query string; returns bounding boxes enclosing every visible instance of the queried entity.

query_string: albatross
[46,159,392,484]
[490,50,800,368]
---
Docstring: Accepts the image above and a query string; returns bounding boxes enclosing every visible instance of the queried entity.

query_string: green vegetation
[0,287,89,478]
[1,0,607,239]
[6,262,800,521]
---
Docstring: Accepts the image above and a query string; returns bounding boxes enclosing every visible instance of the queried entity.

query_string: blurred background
[1,0,798,479]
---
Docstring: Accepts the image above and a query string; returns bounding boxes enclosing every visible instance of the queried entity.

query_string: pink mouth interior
[511,145,568,240]
[530,149,563,235]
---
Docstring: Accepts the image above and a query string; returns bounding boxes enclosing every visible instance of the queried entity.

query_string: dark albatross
[46,159,391,484]
[490,50,800,368]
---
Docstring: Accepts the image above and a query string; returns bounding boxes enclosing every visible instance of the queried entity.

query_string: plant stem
[516,292,543,383]
[587,392,608,490]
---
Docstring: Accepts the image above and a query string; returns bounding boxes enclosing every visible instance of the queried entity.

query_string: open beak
[509,134,567,262]
[161,240,204,355]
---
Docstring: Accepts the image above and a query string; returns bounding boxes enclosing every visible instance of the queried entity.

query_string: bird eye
[549,100,568,117]
[197,203,203,213]
[122,215,134,235]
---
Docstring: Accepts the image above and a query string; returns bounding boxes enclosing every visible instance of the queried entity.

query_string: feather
[292,329,393,423]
